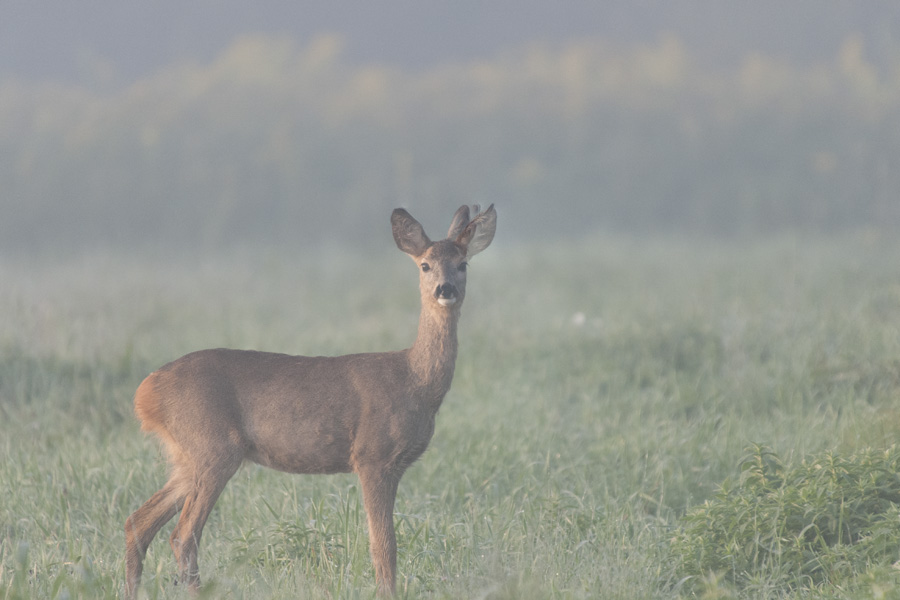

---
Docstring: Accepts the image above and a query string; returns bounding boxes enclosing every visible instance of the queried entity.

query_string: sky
[2,1,898,88]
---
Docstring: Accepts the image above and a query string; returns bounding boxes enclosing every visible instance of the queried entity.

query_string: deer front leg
[359,468,401,597]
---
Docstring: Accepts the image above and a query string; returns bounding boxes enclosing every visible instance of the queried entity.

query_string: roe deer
[124,205,496,598]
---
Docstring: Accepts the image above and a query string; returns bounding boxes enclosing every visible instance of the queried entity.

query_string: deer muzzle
[434,283,458,306]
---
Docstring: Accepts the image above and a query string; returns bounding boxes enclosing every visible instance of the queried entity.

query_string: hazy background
[2,1,899,253]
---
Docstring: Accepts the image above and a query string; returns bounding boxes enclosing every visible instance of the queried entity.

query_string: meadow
[2,232,900,599]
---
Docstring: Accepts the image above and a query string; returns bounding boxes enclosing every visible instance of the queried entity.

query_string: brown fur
[124,205,496,598]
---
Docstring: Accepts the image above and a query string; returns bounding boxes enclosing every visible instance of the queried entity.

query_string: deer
[124,204,496,598]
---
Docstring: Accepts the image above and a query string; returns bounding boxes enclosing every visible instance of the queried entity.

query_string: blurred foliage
[2,33,900,251]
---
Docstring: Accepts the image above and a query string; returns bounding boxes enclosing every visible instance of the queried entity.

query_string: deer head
[391,204,496,310]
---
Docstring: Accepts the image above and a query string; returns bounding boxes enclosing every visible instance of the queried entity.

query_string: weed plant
[670,443,900,596]
[1,234,900,598]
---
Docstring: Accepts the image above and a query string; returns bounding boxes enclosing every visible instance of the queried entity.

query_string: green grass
[670,443,900,597]
[2,233,900,598]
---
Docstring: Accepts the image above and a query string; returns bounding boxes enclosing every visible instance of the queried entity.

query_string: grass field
[2,233,900,599]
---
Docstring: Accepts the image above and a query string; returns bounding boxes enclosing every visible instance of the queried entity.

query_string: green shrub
[669,443,900,595]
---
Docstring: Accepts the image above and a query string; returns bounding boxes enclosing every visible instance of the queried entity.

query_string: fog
[2,2,899,253]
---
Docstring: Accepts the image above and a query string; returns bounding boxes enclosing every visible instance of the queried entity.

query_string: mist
[5,6,900,597]
[2,3,899,254]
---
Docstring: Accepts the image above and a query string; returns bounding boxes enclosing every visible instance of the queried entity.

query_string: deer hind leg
[169,457,241,592]
[359,467,401,597]
[124,467,190,599]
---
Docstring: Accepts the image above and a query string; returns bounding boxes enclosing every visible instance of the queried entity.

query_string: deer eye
[420,262,431,272]
[458,262,468,272]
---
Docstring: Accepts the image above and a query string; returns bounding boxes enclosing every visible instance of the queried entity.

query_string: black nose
[434,283,458,299]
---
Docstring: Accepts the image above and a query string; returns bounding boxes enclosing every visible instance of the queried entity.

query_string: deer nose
[434,283,458,300]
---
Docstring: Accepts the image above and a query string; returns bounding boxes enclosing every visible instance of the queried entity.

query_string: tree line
[2,33,898,252]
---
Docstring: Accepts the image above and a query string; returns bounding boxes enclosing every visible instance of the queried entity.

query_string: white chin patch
[437,297,457,307]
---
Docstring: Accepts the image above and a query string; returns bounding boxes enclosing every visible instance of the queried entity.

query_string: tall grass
[670,443,900,597]
[1,233,899,598]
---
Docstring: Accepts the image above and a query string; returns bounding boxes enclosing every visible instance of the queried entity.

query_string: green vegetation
[3,33,900,251]
[2,233,900,598]
[671,444,900,597]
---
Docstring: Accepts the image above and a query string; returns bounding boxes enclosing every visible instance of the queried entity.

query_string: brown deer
[124,205,496,598]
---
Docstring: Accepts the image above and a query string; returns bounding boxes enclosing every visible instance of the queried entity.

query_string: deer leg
[169,461,239,592]
[124,473,189,599]
[359,468,401,597]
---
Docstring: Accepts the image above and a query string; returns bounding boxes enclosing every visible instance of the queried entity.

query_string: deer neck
[408,305,459,398]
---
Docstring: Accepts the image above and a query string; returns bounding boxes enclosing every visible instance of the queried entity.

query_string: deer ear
[447,205,471,239]
[456,204,496,257]
[392,208,431,256]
